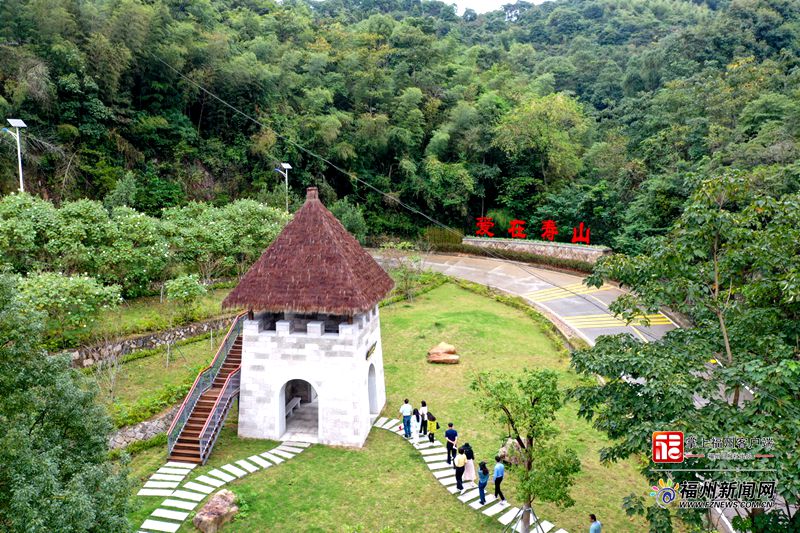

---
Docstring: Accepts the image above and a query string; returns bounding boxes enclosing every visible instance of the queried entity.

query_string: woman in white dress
[410,408,422,445]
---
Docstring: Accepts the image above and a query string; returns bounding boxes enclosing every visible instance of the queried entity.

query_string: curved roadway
[414,253,676,347]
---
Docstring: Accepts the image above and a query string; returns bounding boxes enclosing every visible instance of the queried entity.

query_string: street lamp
[2,118,27,192]
[3,119,27,192]
[274,162,292,212]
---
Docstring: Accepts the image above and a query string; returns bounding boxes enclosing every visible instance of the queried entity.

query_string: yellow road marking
[525,284,612,302]
[563,313,672,328]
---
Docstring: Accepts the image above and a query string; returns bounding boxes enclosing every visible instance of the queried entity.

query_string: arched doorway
[368,364,378,417]
[279,379,319,443]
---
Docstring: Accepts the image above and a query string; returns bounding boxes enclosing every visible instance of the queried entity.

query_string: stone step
[152,508,189,521]
[381,418,399,430]
[144,481,179,489]
[150,474,185,482]
[220,464,248,478]
[469,494,497,509]
[419,447,447,456]
[140,519,180,533]
[458,489,481,503]
[164,461,197,470]
[426,461,452,471]
[498,507,521,526]
[433,468,455,479]
[533,520,555,533]
[373,416,388,427]
[248,455,272,469]
[446,485,460,494]
[281,441,311,448]
[483,501,509,517]
[260,452,284,464]
[423,454,449,463]
[170,490,206,502]
[195,475,225,488]
[438,476,457,486]
[161,499,198,511]
[276,445,304,454]
[183,481,214,495]
[157,467,192,476]
[137,489,174,497]
[236,459,259,473]
[553,529,568,533]
[206,469,236,483]
[270,449,295,459]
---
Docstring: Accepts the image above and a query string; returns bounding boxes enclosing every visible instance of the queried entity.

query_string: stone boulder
[426,352,460,364]
[497,437,524,466]
[427,342,457,355]
[193,489,238,533]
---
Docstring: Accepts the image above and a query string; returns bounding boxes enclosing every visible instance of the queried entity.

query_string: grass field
[126,283,652,531]
[86,288,233,343]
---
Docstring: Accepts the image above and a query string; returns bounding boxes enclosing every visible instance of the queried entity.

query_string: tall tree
[472,369,581,533]
[0,274,131,532]
[573,173,800,532]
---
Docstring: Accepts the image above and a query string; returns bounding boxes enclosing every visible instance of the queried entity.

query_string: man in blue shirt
[494,456,506,505]
[444,423,458,463]
[589,513,602,532]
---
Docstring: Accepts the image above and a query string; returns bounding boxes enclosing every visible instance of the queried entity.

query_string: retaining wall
[462,236,612,264]
[109,405,179,450]
[63,315,235,368]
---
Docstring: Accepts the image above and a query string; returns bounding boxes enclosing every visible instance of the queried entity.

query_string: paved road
[416,253,676,347]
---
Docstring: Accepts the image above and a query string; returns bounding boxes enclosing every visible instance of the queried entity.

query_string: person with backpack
[426,412,439,443]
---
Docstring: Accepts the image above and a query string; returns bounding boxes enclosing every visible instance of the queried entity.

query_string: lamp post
[274,162,292,212]
[2,118,27,192]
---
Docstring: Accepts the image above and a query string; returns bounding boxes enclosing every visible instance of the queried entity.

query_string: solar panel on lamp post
[274,162,292,212]
[3,119,27,192]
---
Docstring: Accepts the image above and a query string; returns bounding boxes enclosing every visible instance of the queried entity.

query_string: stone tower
[222,187,394,447]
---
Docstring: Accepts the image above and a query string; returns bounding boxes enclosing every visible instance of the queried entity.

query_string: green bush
[110,381,196,428]
[420,225,463,246]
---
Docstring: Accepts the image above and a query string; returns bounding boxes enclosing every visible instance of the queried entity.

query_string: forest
[1,0,798,250]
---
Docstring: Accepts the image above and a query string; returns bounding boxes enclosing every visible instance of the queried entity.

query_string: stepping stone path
[136,441,310,533]
[371,418,570,532]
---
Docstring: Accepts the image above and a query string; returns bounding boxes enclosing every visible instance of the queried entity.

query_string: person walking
[399,399,413,438]
[444,423,458,464]
[426,412,438,443]
[453,447,467,492]
[419,400,428,436]
[589,514,602,533]
[493,456,506,505]
[462,442,476,488]
[410,408,421,446]
[477,461,490,505]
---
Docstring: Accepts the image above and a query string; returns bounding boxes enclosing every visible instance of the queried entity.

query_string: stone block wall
[462,236,612,264]
[238,306,386,447]
[62,315,235,368]
[108,405,179,450]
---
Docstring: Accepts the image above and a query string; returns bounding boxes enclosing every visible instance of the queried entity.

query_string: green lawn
[86,288,234,343]
[126,283,652,532]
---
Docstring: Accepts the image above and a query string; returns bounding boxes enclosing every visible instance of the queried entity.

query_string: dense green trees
[0,274,130,532]
[0,193,289,297]
[573,174,800,531]
[2,0,797,246]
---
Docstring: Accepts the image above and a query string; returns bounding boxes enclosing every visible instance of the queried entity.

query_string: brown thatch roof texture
[223,187,394,314]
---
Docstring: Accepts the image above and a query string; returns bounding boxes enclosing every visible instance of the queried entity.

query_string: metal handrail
[198,366,241,464]
[167,312,246,455]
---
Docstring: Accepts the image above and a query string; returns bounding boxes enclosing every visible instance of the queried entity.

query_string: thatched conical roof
[223,187,394,314]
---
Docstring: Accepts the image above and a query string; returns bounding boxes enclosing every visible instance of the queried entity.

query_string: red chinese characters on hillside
[541,220,558,241]
[508,219,527,239]
[475,216,495,237]
[474,217,591,245]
